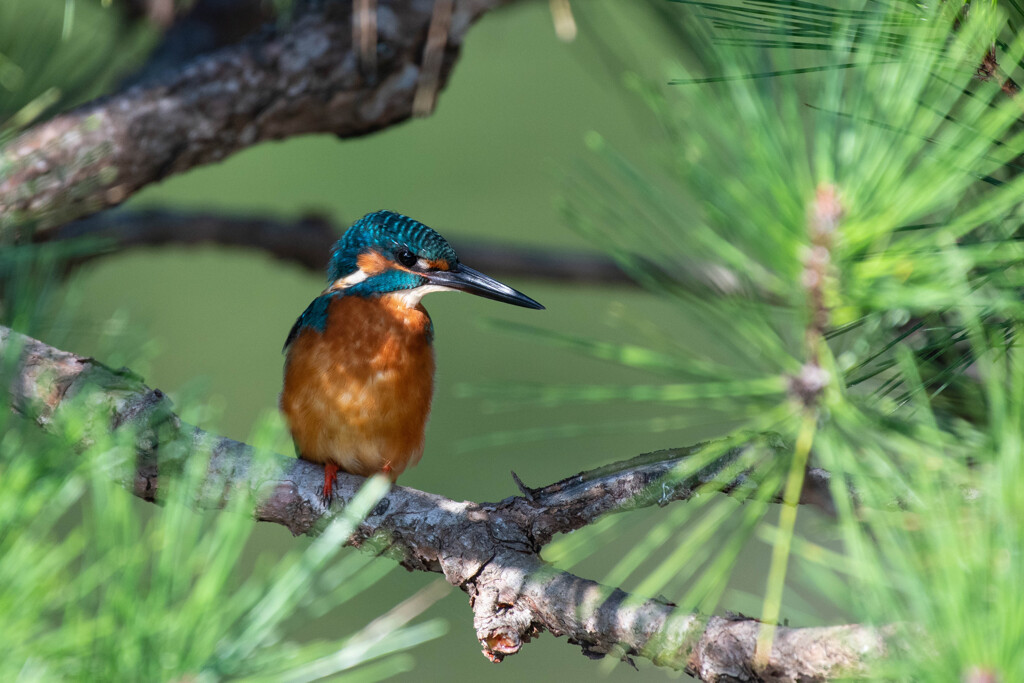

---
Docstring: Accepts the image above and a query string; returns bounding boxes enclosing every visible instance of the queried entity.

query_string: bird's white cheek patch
[331,269,370,290]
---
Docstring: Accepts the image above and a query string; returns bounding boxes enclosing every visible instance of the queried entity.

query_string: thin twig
[549,0,577,42]
[353,0,379,79]
[46,207,784,298]
[43,208,636,286]
[413,0,454,116]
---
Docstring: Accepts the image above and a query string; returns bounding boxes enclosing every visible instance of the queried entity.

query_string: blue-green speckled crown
[327,210,458,282]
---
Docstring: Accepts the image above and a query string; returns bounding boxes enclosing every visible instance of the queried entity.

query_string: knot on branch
[257,479,324,535]
[468,553,546,662]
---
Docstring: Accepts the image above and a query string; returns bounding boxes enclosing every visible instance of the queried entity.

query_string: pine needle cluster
[481,2,1024,676]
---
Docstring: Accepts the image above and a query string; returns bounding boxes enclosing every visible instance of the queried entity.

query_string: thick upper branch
[0,0,516,238]
[1,323,880,679]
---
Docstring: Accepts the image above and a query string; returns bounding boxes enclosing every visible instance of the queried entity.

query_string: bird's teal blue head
[325,210,544,309]
[284,211,543,349]
[326,211,457,295]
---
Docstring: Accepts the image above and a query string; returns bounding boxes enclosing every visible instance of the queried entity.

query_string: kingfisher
[281,210,544,500]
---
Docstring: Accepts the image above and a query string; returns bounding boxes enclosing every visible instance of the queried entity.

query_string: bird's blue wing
[283,294,334,352]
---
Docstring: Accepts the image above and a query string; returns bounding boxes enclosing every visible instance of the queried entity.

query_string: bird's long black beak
[425,264,544,309]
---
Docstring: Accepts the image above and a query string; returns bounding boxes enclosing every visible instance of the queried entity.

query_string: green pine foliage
[0,248,444,680]
[7,0,1024,678]
[471,1,1024,676]
[0,4,444,680]
[0,368,445,681]
[0,0,153,133]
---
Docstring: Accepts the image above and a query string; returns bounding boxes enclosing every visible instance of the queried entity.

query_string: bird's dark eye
[396,249,417,268]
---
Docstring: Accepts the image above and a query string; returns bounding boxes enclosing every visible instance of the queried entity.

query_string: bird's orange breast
[281,295,435,480]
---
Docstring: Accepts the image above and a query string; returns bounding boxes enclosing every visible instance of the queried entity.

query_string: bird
[281,210,544,501]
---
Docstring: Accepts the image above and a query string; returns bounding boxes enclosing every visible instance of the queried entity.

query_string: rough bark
[1,323,881,680]
[122,0,274,85]
[0,0,518,239]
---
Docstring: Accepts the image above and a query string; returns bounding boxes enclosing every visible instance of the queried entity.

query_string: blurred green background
[54,2,797,679]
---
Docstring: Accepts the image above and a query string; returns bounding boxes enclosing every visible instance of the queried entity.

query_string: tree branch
[1,323,878,679]
[506,444,835,547]
[45,206,778,297]
[44,207,635,286]
[0,0,519,239]
[122,0,274,86]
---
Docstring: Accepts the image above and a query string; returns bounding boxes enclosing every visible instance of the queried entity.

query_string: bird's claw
[319,485,333,507]
[320,462,340,507]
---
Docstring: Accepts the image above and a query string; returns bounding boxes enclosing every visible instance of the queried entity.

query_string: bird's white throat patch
[330,270,455,307]
[388,284,458,307]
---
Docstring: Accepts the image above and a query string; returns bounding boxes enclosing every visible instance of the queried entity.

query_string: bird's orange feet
[321,462,339,504]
